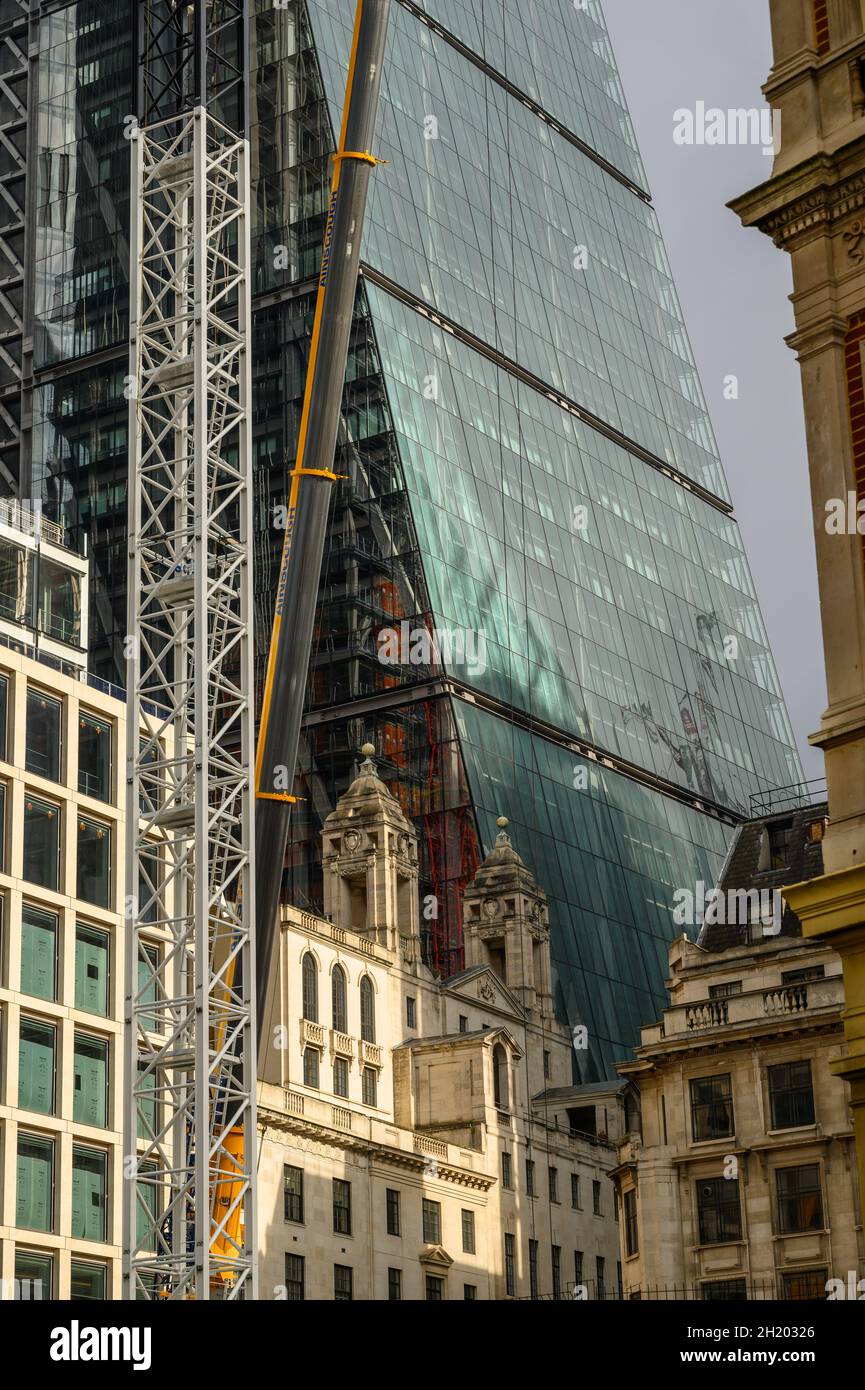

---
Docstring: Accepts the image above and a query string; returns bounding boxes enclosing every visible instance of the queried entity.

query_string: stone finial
[495,815,511,847]
[360,742,377,774]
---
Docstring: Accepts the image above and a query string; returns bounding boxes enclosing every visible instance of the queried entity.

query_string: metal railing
[749,778,828,818]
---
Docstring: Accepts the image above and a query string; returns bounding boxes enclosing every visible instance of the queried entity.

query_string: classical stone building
[612,803,864,1300]
[257,749,623,1300]
[730,0,865,1210]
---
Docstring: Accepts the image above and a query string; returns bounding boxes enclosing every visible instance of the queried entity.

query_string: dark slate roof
[533,1081,628,1102]
[697,803,827,952]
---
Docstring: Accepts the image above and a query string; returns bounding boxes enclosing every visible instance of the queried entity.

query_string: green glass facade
[24,0,801,1078]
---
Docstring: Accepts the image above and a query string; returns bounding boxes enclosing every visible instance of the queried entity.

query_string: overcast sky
[602,0,825,781]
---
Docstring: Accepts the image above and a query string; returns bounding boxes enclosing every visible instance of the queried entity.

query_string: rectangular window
[138,942,160,1031]
[23,796,60,891]
[690,1074,734,1142]
[303,1048,319,1089]
[388,1267,402,1301]
[26,689,62,781]
[548,1166,558,1202]
[78,713,112,801]
[20,904,57,1000]
[138,845,162,926]
[543,1050,551,1079]
[77,816,111,908]
[461,1208,475,1254]
[362,1066,377,1107]
[386,1188,400,1237]
[702,1279,747,1301]
[406,996,416,1028]
[73,1033,108,1128]
[0,673,7,761]
[136,1161,159,1253]
[464,1284,477,1300]
[781,1269,828,1301]
[596,1255,606,1301]
[458,1015,468,1033]
[592,1179,601,1215]
[504,1233,516,1296]
[571,1173,581,1209]
[422,1198,441,1244]
[574,1251,583,1288]
[17,1134,54,1231]
[333,1055,349,1098]
[502,1151,512,1189]
[334,1265,353,1301]
[425,1275,444,1301]
[71,1147,107,1242]
[528,1239,539,1298]
[333,1178,351,1236]
[14,1249,52,1299]
[137,1058,157,1142]
[19,1018,55,1114]
[71,1262,107,1300]
[284,1254,304,1301]
[75,923,109,1015]
[709,981,742,999]
[697,1178,742,1245]
[624,1188,639,1256]
[776,1165,824,1234]
[768,1062,815,1130]
[552,1245,562,1300]
[284,1165,304,1224]
[525,1159,535,1196]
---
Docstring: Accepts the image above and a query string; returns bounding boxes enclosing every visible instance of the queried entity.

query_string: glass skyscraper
[22,0,801,1079]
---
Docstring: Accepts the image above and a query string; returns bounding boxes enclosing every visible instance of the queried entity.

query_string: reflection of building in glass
[0,497,87,666]
[22,0,802,1080]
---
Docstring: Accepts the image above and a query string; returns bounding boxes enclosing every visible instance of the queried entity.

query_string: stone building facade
[612,805,864,1299]
[257,750,623,1300]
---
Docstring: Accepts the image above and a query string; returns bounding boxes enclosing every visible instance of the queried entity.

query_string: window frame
[422,1197,441,1245]
[697,1177,743,1246]
[333,1177,352,1236]
[776,1164,824,1236]
[386,1187,400,1237]
[689,1072,734,1143]
[767,1061,816,1131]
[283,1164,304,1224]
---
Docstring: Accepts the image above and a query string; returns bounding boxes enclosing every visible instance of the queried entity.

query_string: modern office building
[16,0,803,1081]
[0,502,126,1299]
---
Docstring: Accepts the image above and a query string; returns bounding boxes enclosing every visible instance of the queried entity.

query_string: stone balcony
[644,974,843,1043]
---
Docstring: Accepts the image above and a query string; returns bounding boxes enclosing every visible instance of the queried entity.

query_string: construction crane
[123,0,390,1299]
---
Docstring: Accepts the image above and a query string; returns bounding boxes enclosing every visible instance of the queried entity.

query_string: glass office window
[71,1147,107,1242]
[137,1058,157,1142]
[39,558,81,646]
[23,796,60,890]
[0,672,8,761]
[78,713,112,801]
[19,1018,55,1114]
[136,1161,158,1253]
[73,1033,108,1128]
[768,1062,815,1131]
[16,1134,54,1231]
[690,1074,734,1142]
[77,817,111,907]
[14,1249,52,1299]
[75,923,109,1015]
[20,904,57,1001]
[71,1262,106,1300]
[0,780,5,871]
[25,689,61,781]
[137,942,160,1030]
[138,844,162,926]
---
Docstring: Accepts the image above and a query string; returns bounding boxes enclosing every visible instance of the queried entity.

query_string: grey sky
[602,0,825,781]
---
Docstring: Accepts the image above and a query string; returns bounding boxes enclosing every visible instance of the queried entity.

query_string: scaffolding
[122,89,256,1298]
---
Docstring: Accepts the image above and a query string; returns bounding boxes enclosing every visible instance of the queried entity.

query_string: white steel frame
[123,106,257,1300]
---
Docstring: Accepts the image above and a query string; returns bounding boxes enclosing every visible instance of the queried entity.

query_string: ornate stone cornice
[730,142,865,251]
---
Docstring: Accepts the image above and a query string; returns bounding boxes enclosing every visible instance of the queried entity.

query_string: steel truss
[123,104,256,1300]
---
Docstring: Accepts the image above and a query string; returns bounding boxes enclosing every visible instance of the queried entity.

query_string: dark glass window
[502,1151,512,1189]
[360,975,375,1042]
[388,1267,402,1301]
[333,1056,349,1098]
[25,689,61,781]
[0,673,7,760]
[425,1275,444,1301]
[14,1249,52,1299]
[504,1233,516,1296]
[768,820,793,869]
[137,1058,157,1142]
[333,1178,351,1235]
[77,816,111,907]
[543,1050,551,1078]
[552,1246,562,1300]
[331,964,347,1032]
[71,1147,107,1242]
[78,713,112,801]
[768,1062,815,1130]
[528,1239,539,1298]
[697,1178,742,1245]
[23,796,60,890]
[284,1165,303,1223]
[19,1018,55,1114]
[574,1251,583,1287]
[40,557,81,645]
[781,1269,828,1300]
[301,953,317,1022]
[571,1173,581,1209]
[284,1254,304,1301]
[422,1198,441,1244]
[776,1165,823,1234]
[362,1066,377,1106]
[303,1047,319,1089]
[73,1033,108,1128]
[702,1279,747,1301]
[493,1043,509,1109]
[137,942,160,1031]
[458,1014,467,1032]
[71,1262,106,1300]
[406,996,416,1028]
[525,1158,535,1196]
[464,1284,477,1300]
[20,904,57,1000]
[138,844,161,926]
[75,923,109,1015]
[334,1265,353,1301]
[690,1074,734,1141]
[461,1208,475,1254]
[624,1188,638,1256]
[596,1256,606,1301]
[549,1166,558,1202]
[386,1187,400,1236]
[592,1179,601,1215]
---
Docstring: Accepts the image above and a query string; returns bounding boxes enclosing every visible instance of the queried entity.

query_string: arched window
[302,952,318,1023]
[303,1047,319,1089]
[493,1043,509,1110]
[360,975,375,1043]
[332,964,347,1033]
